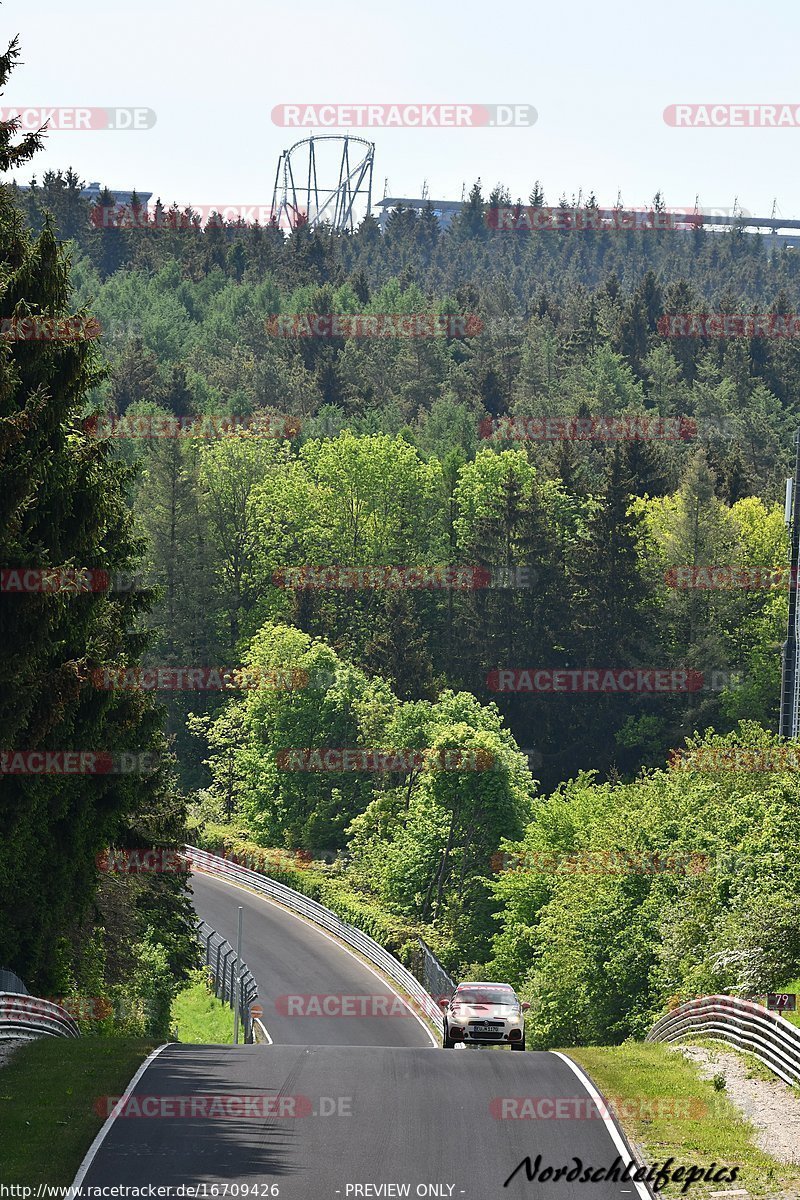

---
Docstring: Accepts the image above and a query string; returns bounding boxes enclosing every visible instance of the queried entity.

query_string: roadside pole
[232,906,243,1045]
[779,431,800,738]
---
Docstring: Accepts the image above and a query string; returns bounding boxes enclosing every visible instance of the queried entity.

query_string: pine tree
[363,591,436,700]
[93,186,129,277]
[528,181,545,208]
[563,448,657,772]
[457,469,524,680]
[350,268,370,304]
[623,437,672,497]
[160,364,195,416]
[618,294,649,375]
[573,447,652,662]
[0,37,188,989]
[552,437,585,494]
[109,336,162,414]
[454,181,487,241]
[509,474,575,788]
[478,366,507,417]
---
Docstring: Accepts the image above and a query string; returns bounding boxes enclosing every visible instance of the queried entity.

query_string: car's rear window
[454,988,517,1005]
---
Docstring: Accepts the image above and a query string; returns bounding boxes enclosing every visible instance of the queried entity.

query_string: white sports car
[439,981,529,1049]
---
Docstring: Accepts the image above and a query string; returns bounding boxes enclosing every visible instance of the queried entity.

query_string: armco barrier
[0,993,81,1042]
[417,936,457,1002]
[187,845,446,1035]
[647,994,800,1085]
[0,969,28,994]
[197,918,258,1043]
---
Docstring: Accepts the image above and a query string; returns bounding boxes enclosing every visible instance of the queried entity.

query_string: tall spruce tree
[0,38,192,989]
[573,446,652,663]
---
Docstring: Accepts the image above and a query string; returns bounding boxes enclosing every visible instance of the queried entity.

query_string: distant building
[375,196,463,232]
[14,181,153,210]
[376,196,800,247]
[81,183,153,209]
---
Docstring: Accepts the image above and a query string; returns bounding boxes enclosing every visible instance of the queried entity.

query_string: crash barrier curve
[0,991,81,1042]
[187,845,447,1035]
[647,994,800,1085]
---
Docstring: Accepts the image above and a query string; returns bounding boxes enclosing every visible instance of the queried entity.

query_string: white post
[232,907,243,1045]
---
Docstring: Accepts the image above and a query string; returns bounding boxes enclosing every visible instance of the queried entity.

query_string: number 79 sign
[767,993,797,1011]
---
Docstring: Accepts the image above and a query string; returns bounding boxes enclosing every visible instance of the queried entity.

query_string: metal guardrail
[197,918,258,1043]
[0,992,81,1042]
[647,994,800,1086]
[416,937,456,1002]
[188,846,445,1035]
[0,969,28,995]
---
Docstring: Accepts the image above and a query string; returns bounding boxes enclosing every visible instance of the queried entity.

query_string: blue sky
[6,0,800,220]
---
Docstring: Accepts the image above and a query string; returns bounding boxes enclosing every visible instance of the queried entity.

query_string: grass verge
[568,1041,800,1198]
[687,1035,779,1083]
[171,970,235,1043]
[0,1037,157,1185]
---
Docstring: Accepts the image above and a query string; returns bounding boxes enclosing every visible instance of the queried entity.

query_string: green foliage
[0,36,196,1000]
[487,724,800,1047]
[193,628,535,964]
[191,827,414,953]
[133,931,177,1038]
[171,968,235,1044]
[11,49,800,1049]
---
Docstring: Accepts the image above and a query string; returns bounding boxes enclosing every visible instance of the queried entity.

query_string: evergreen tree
[572,447,652,663]
[623,437,672,497]
[109,337,162,414]
[363,590,437,700]
[0,37,191,988]
[454,181,487,241]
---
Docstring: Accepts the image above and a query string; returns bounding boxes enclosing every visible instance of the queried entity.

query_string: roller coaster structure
[271,135,374,232]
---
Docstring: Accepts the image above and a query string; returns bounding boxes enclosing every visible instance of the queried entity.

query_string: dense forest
[4,62,800,1045]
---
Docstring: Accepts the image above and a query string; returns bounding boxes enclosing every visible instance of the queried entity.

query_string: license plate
[471,1023,497,1032]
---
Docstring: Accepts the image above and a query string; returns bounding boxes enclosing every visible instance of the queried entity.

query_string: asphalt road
[189,870,434,1047]
[77,870,651,1196]
[80,1042,651,1197]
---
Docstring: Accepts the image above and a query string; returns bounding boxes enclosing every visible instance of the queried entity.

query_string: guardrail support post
[233,907,243,1045]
